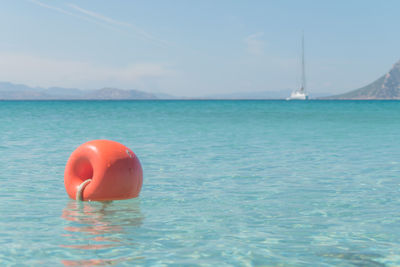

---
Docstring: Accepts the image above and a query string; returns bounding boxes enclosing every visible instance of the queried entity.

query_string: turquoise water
[1,100,400,266]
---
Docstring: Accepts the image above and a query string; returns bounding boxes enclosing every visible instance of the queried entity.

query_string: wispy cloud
[244,32,265,56]
[27,0,117,30]
[28,0,169,46]
[28,0,73,16]
[67,3,169,46]
[0,52,177,91]
[67,3,131,27]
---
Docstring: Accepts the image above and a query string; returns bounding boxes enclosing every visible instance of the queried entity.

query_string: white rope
[76,179,92,201]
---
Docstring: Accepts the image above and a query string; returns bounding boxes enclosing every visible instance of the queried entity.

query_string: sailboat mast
[301,33,306,93]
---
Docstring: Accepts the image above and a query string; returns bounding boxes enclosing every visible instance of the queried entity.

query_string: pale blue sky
[0,0,398,96]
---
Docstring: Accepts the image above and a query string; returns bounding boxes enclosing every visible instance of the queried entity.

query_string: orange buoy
[64,140,143,201]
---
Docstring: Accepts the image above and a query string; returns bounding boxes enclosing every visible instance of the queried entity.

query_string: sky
[0,0,399,97]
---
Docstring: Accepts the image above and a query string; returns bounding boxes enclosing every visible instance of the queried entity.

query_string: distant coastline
[0,81,330,100]
[4,56,400,102]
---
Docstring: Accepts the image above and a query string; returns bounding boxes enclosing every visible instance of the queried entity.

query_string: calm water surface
[1,100,400,266]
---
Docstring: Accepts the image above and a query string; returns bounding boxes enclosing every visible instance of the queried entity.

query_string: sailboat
[287,34,309,100]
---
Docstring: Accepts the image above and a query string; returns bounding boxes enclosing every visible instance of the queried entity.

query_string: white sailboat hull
[286,91,308,100]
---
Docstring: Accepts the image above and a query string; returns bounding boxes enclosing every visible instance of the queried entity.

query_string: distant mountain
[322,60,400,99]
[0,82,159,100]
[0,81,42,92]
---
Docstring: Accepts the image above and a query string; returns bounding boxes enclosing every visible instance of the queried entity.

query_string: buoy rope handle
[76,179,92,201]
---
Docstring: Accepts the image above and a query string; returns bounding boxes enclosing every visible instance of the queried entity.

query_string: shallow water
[1,100,400,266]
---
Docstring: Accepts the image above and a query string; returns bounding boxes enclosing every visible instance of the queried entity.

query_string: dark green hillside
[322,60,400,99]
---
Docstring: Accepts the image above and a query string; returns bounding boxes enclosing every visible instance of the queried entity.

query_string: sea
[1,100,400,266]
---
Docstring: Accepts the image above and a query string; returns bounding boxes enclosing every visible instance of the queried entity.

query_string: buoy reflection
[61,199,144,266]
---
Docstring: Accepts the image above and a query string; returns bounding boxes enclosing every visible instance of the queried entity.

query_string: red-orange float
[64,140,143,201]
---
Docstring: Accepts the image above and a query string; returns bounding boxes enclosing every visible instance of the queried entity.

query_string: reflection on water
[61,199,144,266]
